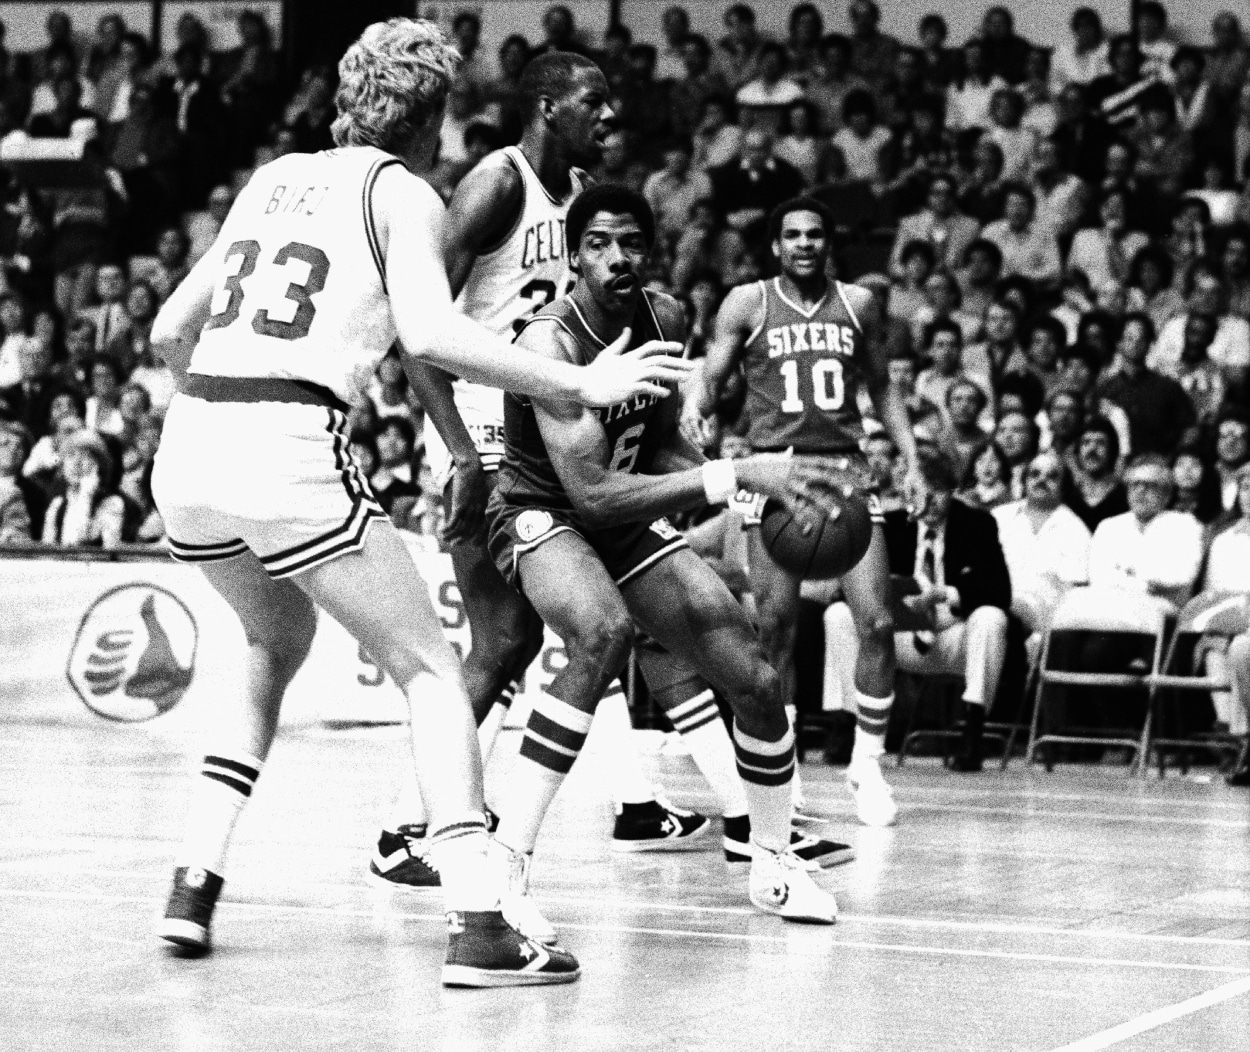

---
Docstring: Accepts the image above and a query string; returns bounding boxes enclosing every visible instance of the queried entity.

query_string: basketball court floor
[2,718,1248,1051]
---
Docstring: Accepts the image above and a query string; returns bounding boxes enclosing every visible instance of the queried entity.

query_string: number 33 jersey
[742,277,868,454]
[188,146,404,404]
[426,146,584,486]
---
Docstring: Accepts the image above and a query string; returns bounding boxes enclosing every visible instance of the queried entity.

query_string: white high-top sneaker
[748,844,838,924]
[846,752,899,827]
[489,840,557,945]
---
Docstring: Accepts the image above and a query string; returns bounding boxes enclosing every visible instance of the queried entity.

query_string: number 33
[206,239,331,341]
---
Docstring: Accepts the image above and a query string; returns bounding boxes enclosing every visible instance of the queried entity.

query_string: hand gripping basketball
[578,328,692,407]
[736,453,863,523]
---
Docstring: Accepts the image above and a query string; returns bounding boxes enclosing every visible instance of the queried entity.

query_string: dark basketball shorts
[487,500,689,591]
[733,452,885,528]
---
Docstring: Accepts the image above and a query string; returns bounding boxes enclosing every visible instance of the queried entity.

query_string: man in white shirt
[982,183,1062,291]
[888,174,981,278]
[993,450,1091,633]
[1089,454,1204,607]
[1147,267,1250,387]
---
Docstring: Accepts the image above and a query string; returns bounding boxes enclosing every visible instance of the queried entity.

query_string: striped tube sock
[593,681,656,806]
[732,723,796,853]
[666,689,748,818]
[852,691,894,762]
[495,693,594,854]
[477,680,519,767]
[175,751,263,876]
[427,813,496,912]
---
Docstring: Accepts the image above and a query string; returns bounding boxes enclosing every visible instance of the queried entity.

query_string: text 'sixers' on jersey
[495,290,671,516]
[742,277,867,455]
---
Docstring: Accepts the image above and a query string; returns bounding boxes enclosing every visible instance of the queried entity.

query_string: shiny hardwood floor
[1,719,1248,1052]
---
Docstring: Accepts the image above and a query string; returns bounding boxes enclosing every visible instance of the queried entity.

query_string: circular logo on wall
[516,509,554,543]
[66,584,198,722]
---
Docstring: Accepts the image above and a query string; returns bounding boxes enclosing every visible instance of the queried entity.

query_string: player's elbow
[568,485,619,529]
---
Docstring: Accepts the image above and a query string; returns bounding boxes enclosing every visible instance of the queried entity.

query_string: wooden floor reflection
[2,720,1248,1052]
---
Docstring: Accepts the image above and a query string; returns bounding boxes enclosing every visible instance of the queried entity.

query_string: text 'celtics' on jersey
[742,277,868,454]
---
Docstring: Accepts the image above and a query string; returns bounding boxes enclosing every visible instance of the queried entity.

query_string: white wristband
[702,459,738,504]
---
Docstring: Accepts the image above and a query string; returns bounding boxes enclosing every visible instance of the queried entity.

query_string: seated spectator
[615,45,673,144]
[1099,312,1196,456]
[1157,313,1225,425]
[1061,348,1135,469]
[1219,227,1250,320]
[1089,453,1205,607]
[368,350,414,422]
[965,295,1022,379]
[219,10,281,166]
[947,38,1007,132]
[997,368,1045,423]
[1171,46,1212,134]
[1029,135,1089,241]
[691,96,743,172]
[1127,246,1185,333]
[957,137,1008,225]
[1054,7,1110,88]
[831,90,893,190]
[1065,417,1135,532]
[0,332,65,437]
[1207,13,1250,110]
[986,88,1034,182]
[0,419,33,542]
[29,43,96,118]
[669,34,731,141]
[84,355,125,437]
[1135,1,1177,83]
[670,198,755,292]
[710,128,805,238]
[1004,315,1066,398]
[1170,445,1224,525]
[996,409,1040,498]
[956,238,1004,320]
[27,76,98,139]
[1021,48,1058,138]
[848,0,899,91]
[889,173,981,279]
[644,139,714,248]
[1089,35,1161,130]
[981,6,1032,85]
[917,320,992,423]
[1148,266,1250,387]
[715,3,765,89]
[1052,83,1112,186]
[735,42,804,133]
[1129,85,1192,200]
[888,240,936,330]
[1041,388,1085,470]
[774,101,830,186]
[887,447,1011,771]
[886,351,941,434]
[1214,409,1250,512]
[119,279,157,361]
[957,436,1013,510]
[863,431,904,512]
[885,96,958,213]
[145,227,191,302]
[78,263,130,354]
[0,293,36,389]
[1068,188,1150,295]
[805,33,868,134]
[41,427,125,549]
[917,13,961,88]
[982,183,1062,291]
[911,269,982,348]
[655,7,691,83]
[1161,196,1213,292]
[993,449,1092,632]
[482,34,530,142]
[370,416,421,517]
[127,330,174,415]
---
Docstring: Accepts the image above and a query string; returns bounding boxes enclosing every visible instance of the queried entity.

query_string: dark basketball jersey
[741,277,868,453]
[495,289,674,515]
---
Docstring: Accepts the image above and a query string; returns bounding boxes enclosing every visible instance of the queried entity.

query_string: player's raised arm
[375,166,689,406]
[523,323,844,527]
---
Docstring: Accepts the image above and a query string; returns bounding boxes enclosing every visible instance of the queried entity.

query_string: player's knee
[730,657,782,723]
[244,591,317,678]
[566,607,634,668]
[857,607,894,650]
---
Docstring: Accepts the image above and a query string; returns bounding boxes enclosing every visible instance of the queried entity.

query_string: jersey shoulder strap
[744,279,771,347]
[834,280,865,333]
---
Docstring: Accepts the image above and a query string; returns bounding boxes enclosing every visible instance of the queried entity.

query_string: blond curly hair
[332,19,460,152]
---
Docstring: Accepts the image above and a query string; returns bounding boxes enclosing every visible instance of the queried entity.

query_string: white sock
[732,722,796,854]
[428,814,497,912]
[666,689,748,817]
[495,692,594,854]
[785,704,805,809]
[852,691,893,763]
[591,681,656,807]
[478,680,518,766]
[175,751,263,876]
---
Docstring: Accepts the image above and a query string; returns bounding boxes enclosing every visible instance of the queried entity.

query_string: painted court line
[1048,974,1250,1051]
[2,887,1248,976]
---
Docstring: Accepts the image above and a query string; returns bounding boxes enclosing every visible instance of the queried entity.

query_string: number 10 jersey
[426,146,583,487]
[188,146,404,404]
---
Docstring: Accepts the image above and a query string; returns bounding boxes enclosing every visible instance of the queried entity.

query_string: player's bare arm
[522,322,846,527]
[151,234,231,388]
[679,282,764,445]
[854,284,927,514]
[373,165,690,407]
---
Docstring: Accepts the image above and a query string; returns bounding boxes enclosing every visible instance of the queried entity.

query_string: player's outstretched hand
[736,454,859,522]
[679,393,718,451]
[577,328,691,407]
[442,454,490,546]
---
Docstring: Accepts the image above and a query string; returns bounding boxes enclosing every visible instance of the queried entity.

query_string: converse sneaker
[610,797,712,852]
[748,846,838,924]
[370,824,440,890]
[723,815,854,870]
[442,910,580,987]
[157,866,224,952]
[846,753,899,827]
[491,841,557,946]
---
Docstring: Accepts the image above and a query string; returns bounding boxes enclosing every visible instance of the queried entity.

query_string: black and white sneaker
[610,798,712,852]
[723,815,854,870]
[156,866,223,953]
[442,910,580,987]
[370,824,440,890]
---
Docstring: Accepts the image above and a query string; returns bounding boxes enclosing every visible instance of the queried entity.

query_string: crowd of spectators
[1,2,1250,769]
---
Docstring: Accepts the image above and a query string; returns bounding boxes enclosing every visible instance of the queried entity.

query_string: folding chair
[1025,588,1173,777]
[895,672,1015,766]
[1146,592,1248,776]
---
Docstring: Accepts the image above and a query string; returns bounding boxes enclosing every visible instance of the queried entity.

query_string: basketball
[759,494,873,580]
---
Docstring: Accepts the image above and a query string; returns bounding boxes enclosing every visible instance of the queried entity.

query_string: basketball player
[485,183,850,937]
[372,50,711,887]
[683,197,926,828]
[147,20,689,987]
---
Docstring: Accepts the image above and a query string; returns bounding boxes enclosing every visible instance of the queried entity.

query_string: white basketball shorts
[153,386,385,579]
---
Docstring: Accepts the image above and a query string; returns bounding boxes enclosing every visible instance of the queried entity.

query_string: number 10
[779,358,845,413]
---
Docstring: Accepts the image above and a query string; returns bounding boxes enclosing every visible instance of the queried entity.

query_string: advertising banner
[0,541,565,734]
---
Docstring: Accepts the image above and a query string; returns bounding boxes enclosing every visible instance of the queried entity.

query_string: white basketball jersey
[188,146,405,404]
[426,146,583,484]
